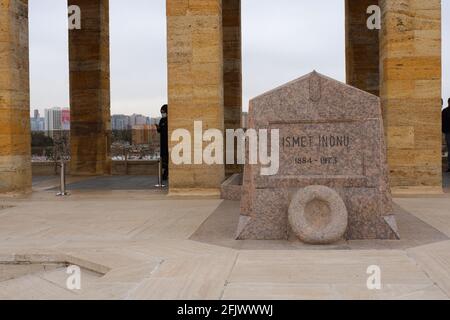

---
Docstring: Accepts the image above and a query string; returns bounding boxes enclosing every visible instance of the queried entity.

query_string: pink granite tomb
[237,71,399,243]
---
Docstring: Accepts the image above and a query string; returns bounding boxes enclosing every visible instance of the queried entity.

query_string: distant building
[44,107,70,137]
[132,124,159,146]
[30,109,45,132]
[149,117,161,126]
[111,114,131,131]
[45,108,61,136]
[130,114,149,126]
[61,108,70,131]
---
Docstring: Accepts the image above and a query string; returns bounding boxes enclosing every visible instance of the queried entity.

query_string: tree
[31,132,54,147]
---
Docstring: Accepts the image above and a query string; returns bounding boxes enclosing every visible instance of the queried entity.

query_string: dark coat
[158,117,168,158]
[443,107,450,134]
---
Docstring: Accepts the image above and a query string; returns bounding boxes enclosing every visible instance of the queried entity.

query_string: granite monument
[237,71,399,243]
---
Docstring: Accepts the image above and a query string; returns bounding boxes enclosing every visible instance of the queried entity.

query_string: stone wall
[68,0,111,176]
[167,0,225,194]
[0,0,31,193]
[223,0,242,177]
[380,0,442,193]
[345,0,380,96]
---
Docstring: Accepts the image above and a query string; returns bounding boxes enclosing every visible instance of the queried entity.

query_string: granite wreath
[237,71,399,243]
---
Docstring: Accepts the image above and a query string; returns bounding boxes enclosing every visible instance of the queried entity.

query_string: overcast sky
[29,0,449,117]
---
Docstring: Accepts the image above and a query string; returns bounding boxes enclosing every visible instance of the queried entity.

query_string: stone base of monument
[190,199,446,250]
[236,71,400,244]
[237,186,400,243]
[220,174,243,201]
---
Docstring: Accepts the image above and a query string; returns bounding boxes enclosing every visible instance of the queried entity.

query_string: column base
[168,188,221,198]
[392,186,444,196]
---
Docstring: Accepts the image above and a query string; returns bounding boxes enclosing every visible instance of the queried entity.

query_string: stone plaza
[0,181,449,299]
[1,0,450,300]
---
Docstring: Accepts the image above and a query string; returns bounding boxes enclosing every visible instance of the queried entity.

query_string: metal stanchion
[155,157,166,189]
[56,161,69,196]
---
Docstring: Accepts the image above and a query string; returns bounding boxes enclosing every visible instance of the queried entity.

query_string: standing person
[156,104,169,181]
[443,98,450,173]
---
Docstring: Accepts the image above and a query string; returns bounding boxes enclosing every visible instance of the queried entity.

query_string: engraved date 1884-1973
[294,157,338,165]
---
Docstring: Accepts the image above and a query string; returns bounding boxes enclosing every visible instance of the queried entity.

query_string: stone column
[380,0,442,193]
[223,0,242,177]
[345,0,380,96]
[69,0,111,176]
[0,0,31,194]
[167,0,225,195]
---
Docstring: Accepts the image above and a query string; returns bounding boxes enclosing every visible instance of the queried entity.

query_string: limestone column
[167,0,225,194]
[0,0,31,193]
[380,0,442,193]
[223,0,242,177]
[345,0,380,96]
[69,0,111,176]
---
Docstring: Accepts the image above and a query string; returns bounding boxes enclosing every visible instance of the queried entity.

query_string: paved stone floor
[0,177,449,300]
[35,175,166,191]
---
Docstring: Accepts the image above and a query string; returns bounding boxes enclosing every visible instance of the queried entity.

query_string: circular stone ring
[288,185,348,244]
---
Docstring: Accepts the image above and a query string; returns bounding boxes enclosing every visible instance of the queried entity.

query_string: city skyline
[29,1,449,117]
[31,107,162,133]
[31,108,161,118]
